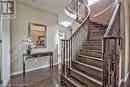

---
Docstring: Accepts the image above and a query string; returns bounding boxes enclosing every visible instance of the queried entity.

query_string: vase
[26,50,31,55]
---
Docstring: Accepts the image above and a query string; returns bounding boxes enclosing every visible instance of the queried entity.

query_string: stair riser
[72,62,103,81]
[89,36,102,40]
[78,56,103,69]
[89,23,107,26]
[60,75,77,87]
[80,50,102,58]
[70,70,102,87]
[87,41,102,45]
[90,28,106,31]
[89,32,104,36]
[85,46,102,50]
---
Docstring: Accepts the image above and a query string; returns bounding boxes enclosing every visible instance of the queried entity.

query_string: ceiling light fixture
[59,21,72,28]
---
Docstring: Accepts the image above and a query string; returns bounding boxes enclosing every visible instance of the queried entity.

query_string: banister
[103,36,121,39]
[65,7,77,19]
[102,2,121,86]
[103,3,120,37]
[93,0,116,18]
[65,7,76,16]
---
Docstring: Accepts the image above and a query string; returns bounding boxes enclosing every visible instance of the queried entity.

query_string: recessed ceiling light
[59,21,72,28]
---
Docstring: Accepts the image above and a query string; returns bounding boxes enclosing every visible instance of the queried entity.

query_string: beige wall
[11,2,58,75]
[119,0,130,83]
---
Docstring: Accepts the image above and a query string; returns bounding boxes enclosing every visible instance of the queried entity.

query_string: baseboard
[11,63,58,76]
[2,77,10,87]
[119,72,130,87]
[119,79,125,87]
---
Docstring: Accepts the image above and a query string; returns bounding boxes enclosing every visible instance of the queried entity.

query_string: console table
[23,52,53,76]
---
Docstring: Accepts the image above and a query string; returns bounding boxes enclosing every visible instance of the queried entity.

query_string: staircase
[61,0,121,87]
[71,22,107,87]
[61,21,107,87]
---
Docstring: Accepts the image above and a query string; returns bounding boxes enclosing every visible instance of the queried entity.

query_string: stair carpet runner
[61,22,107,87]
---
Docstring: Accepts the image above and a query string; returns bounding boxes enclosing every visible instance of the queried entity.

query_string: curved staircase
[61,0,121,87]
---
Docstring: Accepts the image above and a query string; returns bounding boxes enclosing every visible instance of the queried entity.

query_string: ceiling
[17,0,73,25]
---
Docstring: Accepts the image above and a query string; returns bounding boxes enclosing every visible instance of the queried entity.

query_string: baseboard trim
[119,79,125,87]
[3,77,10,87]
[11,63,58,76]
[119,72,130,87]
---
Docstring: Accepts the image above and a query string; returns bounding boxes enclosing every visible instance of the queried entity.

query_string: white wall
[11,2,58,75]
[58,25,72,40]
[1,16,11,86]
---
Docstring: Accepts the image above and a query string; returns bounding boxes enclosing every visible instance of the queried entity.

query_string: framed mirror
[28,23,47,48]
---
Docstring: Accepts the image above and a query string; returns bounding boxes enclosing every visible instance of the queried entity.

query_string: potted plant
[23,37,35,55]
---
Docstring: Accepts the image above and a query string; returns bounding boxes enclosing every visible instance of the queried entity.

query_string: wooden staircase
[61,0,121,87]
[61,22,107,87]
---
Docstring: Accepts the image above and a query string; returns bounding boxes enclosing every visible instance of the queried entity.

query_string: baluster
[61,40,65,76]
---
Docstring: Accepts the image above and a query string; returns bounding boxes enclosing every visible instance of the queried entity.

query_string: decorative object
[23,37,35,55]
[28,23,47,48]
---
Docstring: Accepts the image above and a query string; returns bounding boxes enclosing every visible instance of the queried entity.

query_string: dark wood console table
[23,52,53,76]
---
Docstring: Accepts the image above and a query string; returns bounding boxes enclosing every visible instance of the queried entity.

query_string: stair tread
[86,45,102,47]
[80,49,102,53]
[88,39,102,41]
[86,44,102,46]
[67,77,87,87]
[74,61,103,72]
[78,55,103,61]
[70,68,102,86]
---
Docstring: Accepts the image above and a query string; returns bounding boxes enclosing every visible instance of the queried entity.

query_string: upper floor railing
[65,0,89,22]
[61,0,90,77]
[102,2,121,87]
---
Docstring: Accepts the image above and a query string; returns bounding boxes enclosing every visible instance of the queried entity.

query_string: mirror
[28,23,47,48]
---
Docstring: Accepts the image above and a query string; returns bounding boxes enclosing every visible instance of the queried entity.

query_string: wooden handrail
[65,7,77,19]
[93,0,116,18]
[103,3,120,37]
[103,36,121,39]
[65,7,76,15]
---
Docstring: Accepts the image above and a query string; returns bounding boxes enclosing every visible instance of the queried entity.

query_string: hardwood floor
[7,65,130,87]
[7,65,68,87]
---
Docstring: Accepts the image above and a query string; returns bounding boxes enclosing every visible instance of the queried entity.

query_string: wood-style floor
[7,65,130,87]
[7,65,68,87]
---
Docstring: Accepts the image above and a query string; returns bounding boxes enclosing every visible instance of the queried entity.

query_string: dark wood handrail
[103,36,121,39]
[103,2,121,37]
[65,7,76,16]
